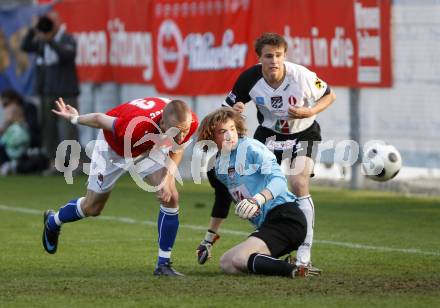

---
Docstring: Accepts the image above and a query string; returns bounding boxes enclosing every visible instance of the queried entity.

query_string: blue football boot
[42,209,60,254]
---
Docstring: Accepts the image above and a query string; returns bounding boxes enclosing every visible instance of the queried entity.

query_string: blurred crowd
[0,89,47,175]
[0,11,80,176]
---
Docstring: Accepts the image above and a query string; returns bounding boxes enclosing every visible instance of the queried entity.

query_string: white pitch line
[316,240,440,256]
[1,204,439,257]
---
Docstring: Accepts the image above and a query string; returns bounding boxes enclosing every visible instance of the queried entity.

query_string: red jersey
[103,97,198,157]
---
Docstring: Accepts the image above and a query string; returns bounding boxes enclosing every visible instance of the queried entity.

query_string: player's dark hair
[0,88,24,107]
[254,32,288,57]
[197,108,247,142]
[163,99,190,124]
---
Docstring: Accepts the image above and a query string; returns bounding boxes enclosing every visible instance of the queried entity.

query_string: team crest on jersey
[315,78,323,89]
[288,96,297,106]
[255,97,265,105]
[227,167,235,180]
[271,96,283,108]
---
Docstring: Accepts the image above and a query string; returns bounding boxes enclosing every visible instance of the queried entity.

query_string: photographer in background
[21,11,80,174]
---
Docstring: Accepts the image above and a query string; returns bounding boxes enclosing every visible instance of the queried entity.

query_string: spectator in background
[0,90,30,175]
[1,89,41,148]
[0,89,48,175]
[21,10,80,172]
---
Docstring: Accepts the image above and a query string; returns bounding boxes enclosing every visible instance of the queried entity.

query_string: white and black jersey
[224,61,328,134]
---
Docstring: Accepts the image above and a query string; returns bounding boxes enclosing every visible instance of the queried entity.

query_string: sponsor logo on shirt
[270,96,283,108]
[288,96,297,106]
[255,96,265,105]
[283,83,290,91]
[315,78,323,89]
[266,139,303,152]
[227,91,237,103]
[274,120,290,134]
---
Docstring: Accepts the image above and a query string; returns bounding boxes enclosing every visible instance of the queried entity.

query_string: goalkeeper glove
[196,230,220,265]
[234,193,266,219]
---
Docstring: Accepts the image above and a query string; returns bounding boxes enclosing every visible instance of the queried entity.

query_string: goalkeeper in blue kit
[195,108,321,278]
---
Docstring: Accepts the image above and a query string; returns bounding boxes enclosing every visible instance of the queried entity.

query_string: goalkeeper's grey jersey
[224,61,328,134]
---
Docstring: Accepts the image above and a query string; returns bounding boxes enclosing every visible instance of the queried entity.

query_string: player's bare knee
[219,255,229,272]
[219,254,234,273]
[231,254,248,271]
[87,207,103,217]
[291,176,309,196]
[162,194,179,208]
[82,200,105,217]
[170,191,179,207]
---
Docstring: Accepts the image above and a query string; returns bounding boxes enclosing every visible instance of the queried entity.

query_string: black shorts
[253,121,322,165]
[250,203,307,258]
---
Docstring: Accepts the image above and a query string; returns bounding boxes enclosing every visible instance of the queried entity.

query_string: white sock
[296,195,315,266]
[76,197,86,218]
[53,212,62,226]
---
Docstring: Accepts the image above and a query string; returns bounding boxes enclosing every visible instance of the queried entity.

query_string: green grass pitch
[0,175,439,307]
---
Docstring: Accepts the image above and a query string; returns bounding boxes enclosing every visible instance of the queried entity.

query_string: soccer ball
[362,143,402,182]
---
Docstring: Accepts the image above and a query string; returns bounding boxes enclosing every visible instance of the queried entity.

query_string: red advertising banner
[151,0,251,93]
[52,0,391,93]
[247,0,392,88]
[55,0,111,82]
[56,0,153,84]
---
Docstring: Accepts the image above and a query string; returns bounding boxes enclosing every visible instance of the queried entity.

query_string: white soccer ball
[362,143,402,182]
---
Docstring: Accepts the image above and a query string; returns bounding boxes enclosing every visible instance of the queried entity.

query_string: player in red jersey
[42,96,198,276]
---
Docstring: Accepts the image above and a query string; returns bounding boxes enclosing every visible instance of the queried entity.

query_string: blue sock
[47,198,85,231]
[157,205,179,265]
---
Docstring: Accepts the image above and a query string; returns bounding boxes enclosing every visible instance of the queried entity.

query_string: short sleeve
[223,65,262,106]
[302,67,328,101]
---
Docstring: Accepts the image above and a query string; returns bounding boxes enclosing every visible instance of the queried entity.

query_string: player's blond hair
[197,108,247,142]
[163,99,191,125]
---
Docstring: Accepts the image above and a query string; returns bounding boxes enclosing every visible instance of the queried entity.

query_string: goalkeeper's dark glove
[196,230,220,265]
